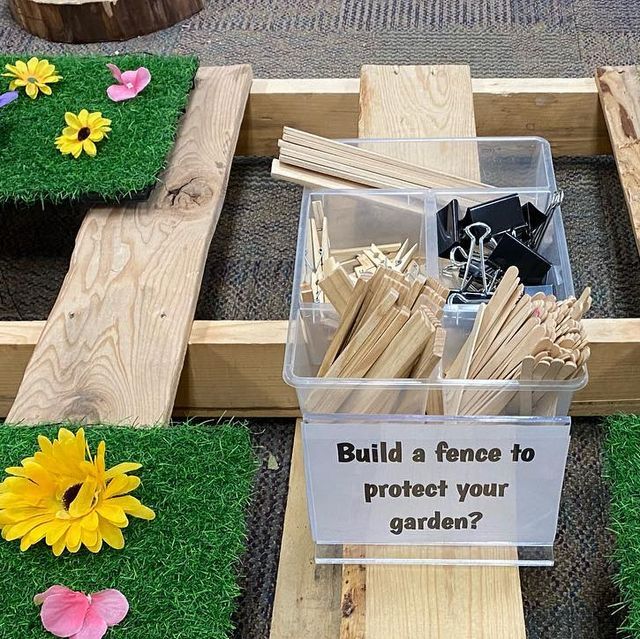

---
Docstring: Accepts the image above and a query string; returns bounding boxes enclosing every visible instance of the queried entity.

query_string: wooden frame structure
[0,66,637,639]
[0,75,637,419]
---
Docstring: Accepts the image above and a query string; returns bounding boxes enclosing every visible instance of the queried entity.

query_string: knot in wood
[165,176,214,210]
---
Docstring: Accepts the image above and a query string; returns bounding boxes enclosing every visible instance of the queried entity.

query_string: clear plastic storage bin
[285,137,584,567]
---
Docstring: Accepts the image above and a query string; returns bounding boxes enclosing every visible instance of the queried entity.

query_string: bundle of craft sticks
[313,261,591,417]
[313,263,448,414]
[301,200,421,305]
[443,266,591,416]
[276,127,491,191]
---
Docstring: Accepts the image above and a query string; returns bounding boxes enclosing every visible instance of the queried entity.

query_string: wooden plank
[6,65,252,425]
[269,421,343,639]
[238,77,610,157]
[346,64,525,639]
[0,319,637,419]
[596,66,640,255]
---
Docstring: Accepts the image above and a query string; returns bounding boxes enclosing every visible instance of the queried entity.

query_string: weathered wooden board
[269,421,343,639]
[339,63,526,639]
[0,318,637,419]
[238,77,610,157]
[6,65,252,425]
[596,66,640,255]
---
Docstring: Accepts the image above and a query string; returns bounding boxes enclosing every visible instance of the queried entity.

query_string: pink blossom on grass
[35,586,129,639]
[106,63,151,102]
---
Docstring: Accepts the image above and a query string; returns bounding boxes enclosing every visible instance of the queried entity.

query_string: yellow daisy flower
[55,109,112,158]
[2,57,62,99]
[0,428,155,555]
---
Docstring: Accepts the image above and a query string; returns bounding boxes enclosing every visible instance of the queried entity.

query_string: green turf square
[0,424,257,639]
[0,54,198,205]
[605,414,640,637]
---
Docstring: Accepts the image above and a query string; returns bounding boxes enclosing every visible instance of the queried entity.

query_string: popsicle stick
[325,289,399,378]
[341,307,401,378]
[446,305,486,414]
[412,326,445,379]
[519,355,535,414]
[343,307,411,378]
[319,265,355,316]
[447,304,486,380]
[317,278,368,376]
[366,310,431,378]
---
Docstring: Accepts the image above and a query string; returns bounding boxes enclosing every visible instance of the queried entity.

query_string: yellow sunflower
[55,110,112,158]
[2,57,62,99]
[0,428,155,555]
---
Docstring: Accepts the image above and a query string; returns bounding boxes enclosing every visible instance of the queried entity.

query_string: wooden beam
[344,63,525,639]
[596,66,640,255]
[238,77,610,157]
[269,421,343,639]
[0,319,637,419]
[6,66,252,425]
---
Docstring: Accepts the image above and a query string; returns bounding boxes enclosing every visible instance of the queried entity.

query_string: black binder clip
[465,193,526,236]
[436,199,460,258]
[488,233,552,285]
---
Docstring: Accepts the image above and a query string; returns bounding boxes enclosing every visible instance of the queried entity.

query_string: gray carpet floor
[1,1,639,637]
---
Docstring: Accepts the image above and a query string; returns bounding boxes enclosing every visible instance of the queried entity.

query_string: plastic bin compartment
[430,188,574,301]
[295,189,438,303]
[343,136,555,191]
[283,303,587,418]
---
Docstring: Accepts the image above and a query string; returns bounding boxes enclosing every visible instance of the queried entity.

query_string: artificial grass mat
[0,54,198,205]
[605,414,640,638]
[0,424,257,639]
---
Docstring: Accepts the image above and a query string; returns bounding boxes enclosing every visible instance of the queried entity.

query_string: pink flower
[106,63,151,102]
[34,585,129,639]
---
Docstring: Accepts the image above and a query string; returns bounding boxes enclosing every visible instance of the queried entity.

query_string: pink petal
[107,84,138,102]
[71,606,107,639]
[89,590,129,627]
[40,591,90,638]
[132,67,151,93]
[120,70,138,87]
[34,585,75,605]
[106,63,122,83]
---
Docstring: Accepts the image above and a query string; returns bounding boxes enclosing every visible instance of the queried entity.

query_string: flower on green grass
[55,110,112,158]
[0,427,155,555]
[2,57,62,99]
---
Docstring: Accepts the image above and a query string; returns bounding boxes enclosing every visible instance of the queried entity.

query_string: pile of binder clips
[438,191,563,304]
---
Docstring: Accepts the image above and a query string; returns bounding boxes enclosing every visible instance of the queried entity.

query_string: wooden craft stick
[325,289,399,378]
[342,307,410,378]
[317,278,368,376]
[447,304,486,380]
[445,305,486,415]
[280,127,491,189]
[519,355,535,415]
[366,310,431,378]
[412,326,445,379]
[340,307,400,378]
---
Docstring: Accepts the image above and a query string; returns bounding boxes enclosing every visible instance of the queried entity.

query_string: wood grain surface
[596,66,640,255]
[341,64,526,639]
[9,0,203,43]
[269,421,343,639]
[240,77,610,157]
[7,65,252,425]
[0,318,636,419]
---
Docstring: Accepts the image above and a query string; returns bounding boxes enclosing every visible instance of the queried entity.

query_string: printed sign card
[303,417,570,546]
